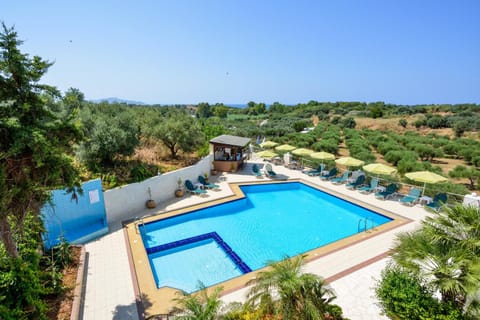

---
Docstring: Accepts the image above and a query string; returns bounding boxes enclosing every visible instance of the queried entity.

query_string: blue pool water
[141,182,392,292]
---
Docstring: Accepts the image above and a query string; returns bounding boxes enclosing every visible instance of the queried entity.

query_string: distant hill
[90,97,146,105]
[226,104,247,108]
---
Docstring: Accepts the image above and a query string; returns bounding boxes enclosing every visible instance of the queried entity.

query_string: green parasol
[310,151,335,161]
[275,144,297,152]
[405,171,448,196]
[335,157,365,168]
[256,150,278,159]
[291,148,315,157]
[362,163,397,176]
[260,141,278,148]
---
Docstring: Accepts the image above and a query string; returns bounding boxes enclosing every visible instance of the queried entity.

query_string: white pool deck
[81,160,431,320]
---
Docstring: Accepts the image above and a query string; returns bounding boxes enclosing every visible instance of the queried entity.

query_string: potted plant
[203,172,209,183]
[175,178,184,197]
[230,162,236,173]
[146,187,156,208]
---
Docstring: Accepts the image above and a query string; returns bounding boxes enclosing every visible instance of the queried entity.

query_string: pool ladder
[134,216,145,234]
[358,217,375,233]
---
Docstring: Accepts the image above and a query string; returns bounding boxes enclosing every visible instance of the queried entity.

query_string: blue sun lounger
[320,167,337,180]
[185,179,207,195]
[252,164,262,177]
[346,175,365,190]
[198,175,219,189]
[375,183,398,200]
[357,178,379,194]
[400,188,421,206]
[304,164,325,177]
[331,171,350,184]
[265,164,277,178]
[426,193,447,211]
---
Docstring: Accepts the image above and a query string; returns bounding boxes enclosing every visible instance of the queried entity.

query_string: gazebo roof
[209,135,251,147]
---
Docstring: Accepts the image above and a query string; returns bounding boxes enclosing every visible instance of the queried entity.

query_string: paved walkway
[81,160,430,319]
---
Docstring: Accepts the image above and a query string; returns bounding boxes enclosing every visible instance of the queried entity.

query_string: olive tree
[449,165,480,190]
[76,106,140,167]
[150,111,205,159]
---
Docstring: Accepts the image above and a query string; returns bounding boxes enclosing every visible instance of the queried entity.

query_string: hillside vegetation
[66,99,480,195]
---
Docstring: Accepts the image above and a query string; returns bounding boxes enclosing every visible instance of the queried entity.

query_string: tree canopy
[0,23,82,258]
[148,110,205,159]
[76,103,140,167]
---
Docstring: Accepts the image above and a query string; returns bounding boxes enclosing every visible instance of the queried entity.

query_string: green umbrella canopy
[405,171,448,196]
[260,140,278,148]
[310,151,335,161]
[256,150,278,159]
[405,171,448,184]
[275,144,297,152]
[362,163,397,176]
[291,148,315,157]
[335,157,365,167]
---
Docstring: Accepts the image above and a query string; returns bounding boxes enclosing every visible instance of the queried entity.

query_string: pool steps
[146,232,252,274]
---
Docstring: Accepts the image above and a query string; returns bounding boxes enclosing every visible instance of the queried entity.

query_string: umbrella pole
[422,181,426,196]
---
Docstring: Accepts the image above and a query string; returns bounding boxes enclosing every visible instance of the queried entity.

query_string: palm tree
[246,255,337,320]
[392,205,480,316]
[172,282,223,320]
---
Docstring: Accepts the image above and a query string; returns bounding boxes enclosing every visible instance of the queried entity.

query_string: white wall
[104,154,213,224]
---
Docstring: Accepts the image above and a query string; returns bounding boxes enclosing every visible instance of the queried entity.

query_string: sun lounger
[320,167,337,180]
[252,164,262,177]
[357,178,379,194]
[198,175,220,189]
[265,164,277,178]
[185,179,207,195]
[331,171,350,184]
[304,164,325,177]
[400,188,421,206]
[426,193,447,211]
[346,175,365,190]
[375,183,398,200]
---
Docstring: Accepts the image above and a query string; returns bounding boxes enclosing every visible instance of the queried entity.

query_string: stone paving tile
[82,228,138,320]
[330,258,390,320]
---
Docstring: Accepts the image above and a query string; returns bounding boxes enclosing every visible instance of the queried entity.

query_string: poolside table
[195,182,205,189]
[463,193,480,207]
[418,196,432,205]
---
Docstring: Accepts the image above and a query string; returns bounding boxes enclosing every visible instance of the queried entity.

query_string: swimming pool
[140,181,392,293]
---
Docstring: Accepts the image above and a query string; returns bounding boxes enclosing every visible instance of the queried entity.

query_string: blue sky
[2,0,479,105]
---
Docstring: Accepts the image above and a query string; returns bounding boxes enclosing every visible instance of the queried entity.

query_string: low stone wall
[104,154,213,224]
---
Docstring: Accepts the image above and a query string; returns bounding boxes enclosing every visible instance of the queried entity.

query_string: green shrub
[51,238,74,269]
[377,141,400,155]
[0,215,48,319]
[414,118,427,128]
[443,142,463,157]
[0,258,48,320]
[385,150,417,166]
[376,265,466,320]
[397,159,424,175]
[130,163,150,182]
[312,139,339,154]
[340,117,356,129]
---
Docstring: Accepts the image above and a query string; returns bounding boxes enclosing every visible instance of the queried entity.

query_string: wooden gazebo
[210,135,251,172]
